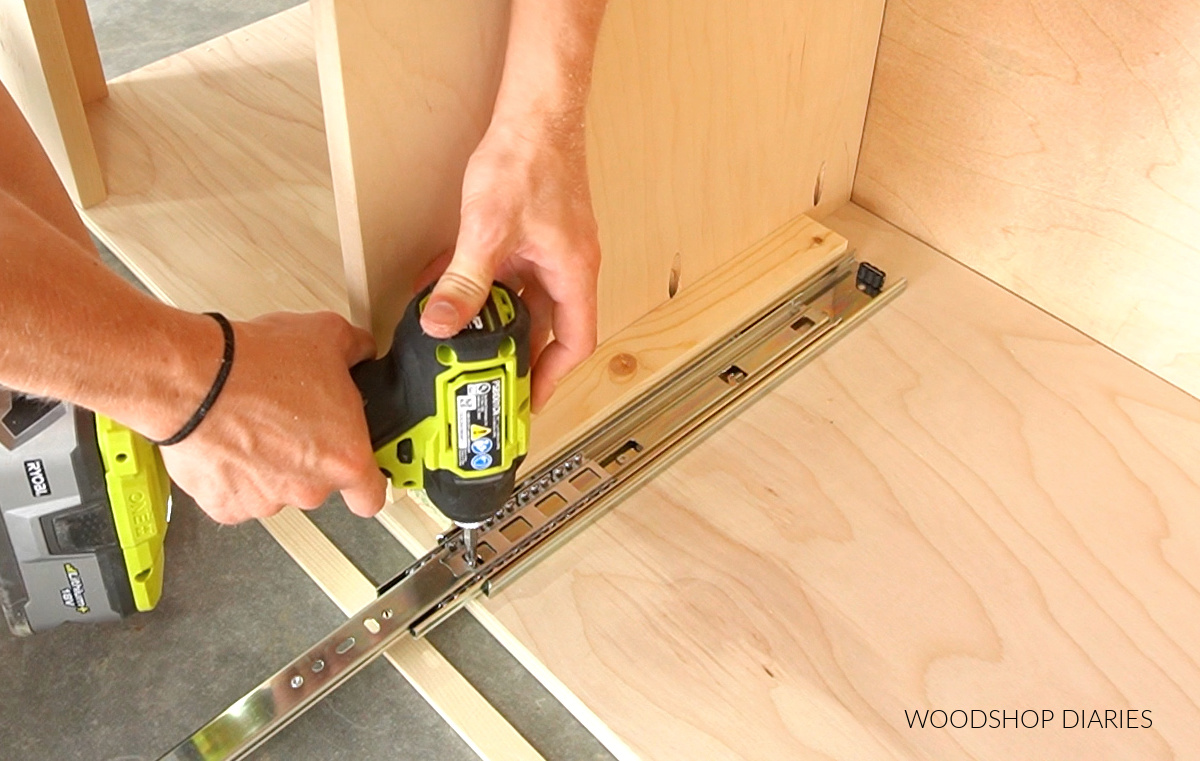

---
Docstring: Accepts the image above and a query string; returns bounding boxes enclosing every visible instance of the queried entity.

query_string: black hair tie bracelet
[153,312,234,447]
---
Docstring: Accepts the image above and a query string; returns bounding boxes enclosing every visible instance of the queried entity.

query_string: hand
[418,115,601,411]
[158,312,387,525]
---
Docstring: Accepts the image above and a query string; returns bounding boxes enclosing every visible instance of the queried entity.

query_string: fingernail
[421,300,459,337]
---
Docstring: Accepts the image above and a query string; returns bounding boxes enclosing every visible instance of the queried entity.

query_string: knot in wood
[608,352,638,381]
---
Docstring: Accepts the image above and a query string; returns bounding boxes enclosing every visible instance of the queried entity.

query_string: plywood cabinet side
[854,0,1200,401]
[482,203,1200,759]
[0,0,104,206]
[314,0,886,347]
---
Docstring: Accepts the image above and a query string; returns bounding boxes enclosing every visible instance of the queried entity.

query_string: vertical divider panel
[313,0,886,349]
[312,0,510,348]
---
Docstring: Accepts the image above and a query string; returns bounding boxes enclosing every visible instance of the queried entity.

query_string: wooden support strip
[259,508,547,761]
[524,213,847,474]
[53,0,106,104]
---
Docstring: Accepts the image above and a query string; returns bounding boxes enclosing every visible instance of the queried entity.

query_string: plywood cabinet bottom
[81,5,345,319]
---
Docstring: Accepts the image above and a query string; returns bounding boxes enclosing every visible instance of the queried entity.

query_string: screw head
[290,675,304,689]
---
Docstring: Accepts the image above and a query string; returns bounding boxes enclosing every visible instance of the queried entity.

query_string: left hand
[417,114,601,412]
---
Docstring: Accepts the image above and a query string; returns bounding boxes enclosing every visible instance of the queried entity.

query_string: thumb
[421,214,509,338]
[420,268,492,339]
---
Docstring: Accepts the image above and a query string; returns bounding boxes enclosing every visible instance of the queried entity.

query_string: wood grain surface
[480,203,1200,759]
[310,0,511,347]
[82,5,347,319]
[855,0,1200,401]
[312,0,886,346]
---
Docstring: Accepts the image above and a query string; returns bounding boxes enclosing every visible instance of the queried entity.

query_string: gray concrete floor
[0,3,614,760]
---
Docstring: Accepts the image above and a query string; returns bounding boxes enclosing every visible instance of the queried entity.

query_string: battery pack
[0,392,169,635]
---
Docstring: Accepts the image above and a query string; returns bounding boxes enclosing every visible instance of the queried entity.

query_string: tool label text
[456,380,502,471]
[59,563,90,614]
[23,458,50,497]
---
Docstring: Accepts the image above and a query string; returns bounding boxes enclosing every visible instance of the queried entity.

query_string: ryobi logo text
[23,458,50,497]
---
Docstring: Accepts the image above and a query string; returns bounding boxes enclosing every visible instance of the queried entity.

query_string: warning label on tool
[455,379,502,471]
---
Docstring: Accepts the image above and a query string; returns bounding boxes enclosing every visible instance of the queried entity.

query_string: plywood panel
[855,0,1200,400]
[81,6,347,320]
[311,0,510,346]
[0,0,104,205]
[313,0,886,346]
[476,203,1200,759]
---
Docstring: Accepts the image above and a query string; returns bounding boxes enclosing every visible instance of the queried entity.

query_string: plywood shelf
[81,5,346,319]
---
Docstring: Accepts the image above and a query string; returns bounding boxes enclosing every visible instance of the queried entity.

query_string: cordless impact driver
[0,283,531,634]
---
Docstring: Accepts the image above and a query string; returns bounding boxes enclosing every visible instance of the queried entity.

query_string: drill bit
[461,523,482,568]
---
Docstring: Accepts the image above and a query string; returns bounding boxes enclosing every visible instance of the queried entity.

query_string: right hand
[158,312,387,525]
[417,116,601,413]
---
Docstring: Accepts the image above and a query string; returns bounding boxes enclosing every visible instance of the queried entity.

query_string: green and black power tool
[0,390,171,635]
[352,282,532,565]
[0,283,531,635]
